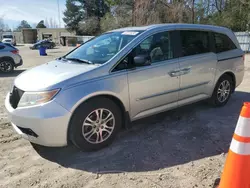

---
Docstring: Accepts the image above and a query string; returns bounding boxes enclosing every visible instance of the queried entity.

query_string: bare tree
[0,16,10,32]
[44,18,49,28]
[79,17,99,35]
[133,0,193,26]
[214,0,226,13]
[192,0,195,23]
[49,18,58,28]
[0,16,5,31]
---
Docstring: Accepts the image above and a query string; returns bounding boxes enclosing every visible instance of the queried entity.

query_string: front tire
[209,75,233,107]
[69,97,122,151]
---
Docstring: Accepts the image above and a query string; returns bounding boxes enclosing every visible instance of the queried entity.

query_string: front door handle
[169,70,180,77]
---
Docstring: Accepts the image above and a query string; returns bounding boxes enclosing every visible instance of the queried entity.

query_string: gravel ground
[0,46,250,188]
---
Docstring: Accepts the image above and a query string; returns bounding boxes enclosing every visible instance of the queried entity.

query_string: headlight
[18,89,60,107]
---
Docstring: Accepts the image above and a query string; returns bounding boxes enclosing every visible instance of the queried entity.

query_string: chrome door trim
[137,81,209,101]
[179,81,209,91]
[137,88,180,101]
[218,55,243,62]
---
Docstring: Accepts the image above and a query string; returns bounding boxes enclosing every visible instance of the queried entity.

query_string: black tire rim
[217,80,231,103]
[0,61,13,72]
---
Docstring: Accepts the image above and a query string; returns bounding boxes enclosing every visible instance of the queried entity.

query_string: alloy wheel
[0,61,13,72]
[217,80,231,103]
[82,108,115,144]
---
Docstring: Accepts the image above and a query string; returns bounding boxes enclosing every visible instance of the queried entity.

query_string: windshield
[65,31,143,64]
[3,35,13,39]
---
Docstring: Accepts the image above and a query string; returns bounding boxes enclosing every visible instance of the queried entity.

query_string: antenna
[57,0,61,28]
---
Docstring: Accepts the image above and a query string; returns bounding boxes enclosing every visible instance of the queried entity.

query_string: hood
[15,60,98,91]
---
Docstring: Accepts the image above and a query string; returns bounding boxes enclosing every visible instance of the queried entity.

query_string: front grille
[9,86,24,109]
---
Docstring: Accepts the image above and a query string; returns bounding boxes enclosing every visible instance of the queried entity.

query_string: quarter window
[180,30,210,56]
[214,33,237,53]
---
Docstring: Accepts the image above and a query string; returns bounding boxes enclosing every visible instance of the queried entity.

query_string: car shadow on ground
[33,91,250,174]
[0,69,26,77]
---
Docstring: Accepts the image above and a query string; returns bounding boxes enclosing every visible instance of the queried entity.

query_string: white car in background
[2,34,16,46]
[0,42,23,73]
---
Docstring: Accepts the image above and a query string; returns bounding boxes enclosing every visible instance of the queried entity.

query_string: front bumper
[5,93,72,147]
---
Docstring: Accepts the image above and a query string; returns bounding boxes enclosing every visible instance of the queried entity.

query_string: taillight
[11,50,19,54]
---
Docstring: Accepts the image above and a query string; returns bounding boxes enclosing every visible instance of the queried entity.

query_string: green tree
[63,0,110,35]
[63,0,84,34]
[36,20,46,28]
[15,20,32,31]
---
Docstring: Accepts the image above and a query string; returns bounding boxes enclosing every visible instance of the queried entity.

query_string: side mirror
[134,54,151,66]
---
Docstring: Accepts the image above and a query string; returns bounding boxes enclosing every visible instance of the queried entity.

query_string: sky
[0,0,66,30]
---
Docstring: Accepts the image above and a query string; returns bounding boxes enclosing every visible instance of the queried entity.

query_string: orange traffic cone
[218,102,250,188]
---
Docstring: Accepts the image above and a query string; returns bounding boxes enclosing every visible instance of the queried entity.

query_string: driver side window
[113,31,173,71]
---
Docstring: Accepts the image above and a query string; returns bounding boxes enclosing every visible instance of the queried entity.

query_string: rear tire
[209,75,233,107]
[69,97,122,151]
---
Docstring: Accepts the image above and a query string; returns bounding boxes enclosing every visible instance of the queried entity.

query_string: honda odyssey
[5,24,244,151]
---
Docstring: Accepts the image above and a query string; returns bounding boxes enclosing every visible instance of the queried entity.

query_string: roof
[110,23,231,33]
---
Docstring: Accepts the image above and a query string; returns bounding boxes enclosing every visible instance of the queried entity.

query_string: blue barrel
[39,46,47,56]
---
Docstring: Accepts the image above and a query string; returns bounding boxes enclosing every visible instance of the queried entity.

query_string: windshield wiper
[65,57,93,64]
[57,57,67,61]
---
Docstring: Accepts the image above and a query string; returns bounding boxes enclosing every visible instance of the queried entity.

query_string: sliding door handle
[182,67,191,71]
[180,67,192,75]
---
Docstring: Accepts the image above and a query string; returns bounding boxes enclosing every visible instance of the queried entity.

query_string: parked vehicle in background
[30,39,56,50]
[1,33,16,46]
[5,24,244,151]
[0,42,23,73]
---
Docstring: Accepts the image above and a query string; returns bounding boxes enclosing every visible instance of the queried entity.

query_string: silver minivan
[5,24,244,151]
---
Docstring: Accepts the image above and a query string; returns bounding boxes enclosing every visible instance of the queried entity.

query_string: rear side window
[0,45,5,50]
[4,43,15,50]
[180,30,210,57]
[213,33,237,53]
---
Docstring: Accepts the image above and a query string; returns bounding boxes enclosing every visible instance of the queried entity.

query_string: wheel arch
[67,93,129,144]
[0,56,14,64]
[220,71,236,92]
[216,71,236,93]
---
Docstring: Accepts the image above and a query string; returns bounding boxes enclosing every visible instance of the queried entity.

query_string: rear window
[3,43,16,50]
[3,35,13,39]
[213,33,237,53]
[180,30,210,57]
[0,45,5,50]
